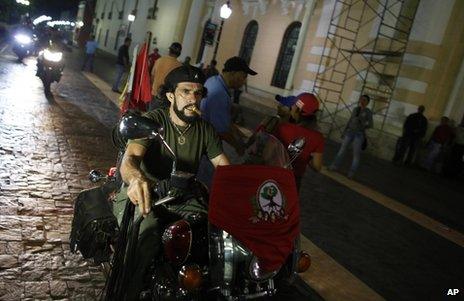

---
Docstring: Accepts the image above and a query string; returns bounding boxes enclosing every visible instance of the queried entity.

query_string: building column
[179,0,204,61]
[444,56,464,124]
[283,0,316,95]
[173,0,194,55]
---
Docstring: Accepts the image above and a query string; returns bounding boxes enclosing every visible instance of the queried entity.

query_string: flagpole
[126,44,139,95]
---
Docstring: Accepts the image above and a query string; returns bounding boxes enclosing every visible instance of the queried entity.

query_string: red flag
[208,165,300,271]
[120,43,152,114]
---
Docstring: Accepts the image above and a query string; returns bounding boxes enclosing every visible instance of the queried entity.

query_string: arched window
[271,22,302,88]
[239,20,258,65]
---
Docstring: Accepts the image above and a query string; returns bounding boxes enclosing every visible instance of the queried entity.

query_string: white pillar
[283,0,316,95]
[444,56,464,123]
[179,0,204,61]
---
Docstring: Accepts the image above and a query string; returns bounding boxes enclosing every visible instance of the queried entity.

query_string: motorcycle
[70,113,311,300]
[36,46,64,95]
[12,32,36,61]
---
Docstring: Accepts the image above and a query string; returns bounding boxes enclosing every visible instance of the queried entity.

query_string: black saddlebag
[70,182,119,264]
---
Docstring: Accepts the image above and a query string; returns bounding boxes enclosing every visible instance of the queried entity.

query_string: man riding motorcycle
[114,65,230,299]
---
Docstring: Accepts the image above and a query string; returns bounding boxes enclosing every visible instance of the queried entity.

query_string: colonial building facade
[92,0,464,158]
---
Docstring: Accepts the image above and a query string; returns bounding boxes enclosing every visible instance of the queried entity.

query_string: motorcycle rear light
[297,251,311,273]
[107,167,117,177]
[178,264,202,291]
[162,220,192,265]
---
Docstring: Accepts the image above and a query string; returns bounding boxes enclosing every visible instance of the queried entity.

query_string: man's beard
[173,97,200,124]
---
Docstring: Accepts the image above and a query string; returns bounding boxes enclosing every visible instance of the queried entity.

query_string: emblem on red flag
[250,180,288,223]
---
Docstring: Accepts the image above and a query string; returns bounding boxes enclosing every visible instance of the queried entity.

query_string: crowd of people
[79,36,463,182]
[392,106,463,177]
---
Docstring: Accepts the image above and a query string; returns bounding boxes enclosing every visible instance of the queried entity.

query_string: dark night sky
[31,0,81,20]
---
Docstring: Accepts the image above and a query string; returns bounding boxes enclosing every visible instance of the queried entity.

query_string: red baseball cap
[297,93,319,116]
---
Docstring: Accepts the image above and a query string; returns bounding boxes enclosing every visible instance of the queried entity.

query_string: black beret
[164,66,206,87]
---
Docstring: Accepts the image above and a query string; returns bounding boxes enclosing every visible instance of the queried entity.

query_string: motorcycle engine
[209,225,283,298]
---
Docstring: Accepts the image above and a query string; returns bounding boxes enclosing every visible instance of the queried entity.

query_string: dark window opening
[271,22,301,88]
[148,0,159,19]
[239,20,258,65]
[104,29,109,47]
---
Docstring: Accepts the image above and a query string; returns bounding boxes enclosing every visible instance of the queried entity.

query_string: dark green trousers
[113,186,207,300]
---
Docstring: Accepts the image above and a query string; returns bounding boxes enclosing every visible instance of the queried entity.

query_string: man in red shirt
[147,47,160,78]
[254,93,324,190]
[423,116,454,171]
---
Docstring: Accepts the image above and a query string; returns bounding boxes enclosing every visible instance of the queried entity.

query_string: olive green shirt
[129,109,223,180]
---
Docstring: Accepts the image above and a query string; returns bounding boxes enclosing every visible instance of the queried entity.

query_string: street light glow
[33,16,52,26]
[16,0,30,5]
[46,20,75,27]
[127,13,136,22]
[220,2,232,19]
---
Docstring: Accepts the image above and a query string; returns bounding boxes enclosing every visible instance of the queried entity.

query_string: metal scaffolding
[313,0,420,137]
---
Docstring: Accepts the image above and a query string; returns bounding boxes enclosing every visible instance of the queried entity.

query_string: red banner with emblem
[208,165,300,271]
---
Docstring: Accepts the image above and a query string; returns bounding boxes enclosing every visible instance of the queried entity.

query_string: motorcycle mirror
[285,137,306,169]
[119,113,164,140]
[89,169,105,183]
[288,137,306,154]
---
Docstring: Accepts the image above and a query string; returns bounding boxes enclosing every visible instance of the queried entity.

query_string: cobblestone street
[0,46,119,300]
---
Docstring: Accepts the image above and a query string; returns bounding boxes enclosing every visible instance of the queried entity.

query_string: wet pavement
[0,43,119,300]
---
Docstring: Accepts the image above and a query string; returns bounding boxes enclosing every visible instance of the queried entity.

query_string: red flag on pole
[120,43,152,114]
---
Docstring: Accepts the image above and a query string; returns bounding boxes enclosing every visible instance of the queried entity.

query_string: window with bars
[239,20,258,66]
[271,22,301,88]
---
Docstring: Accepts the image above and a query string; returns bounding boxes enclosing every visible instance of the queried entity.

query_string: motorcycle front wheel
[41,76,51,95]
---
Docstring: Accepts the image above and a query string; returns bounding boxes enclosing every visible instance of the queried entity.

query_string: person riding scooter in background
[252,92,325,190]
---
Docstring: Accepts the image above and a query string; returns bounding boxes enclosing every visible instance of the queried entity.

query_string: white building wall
[146,0,184,56]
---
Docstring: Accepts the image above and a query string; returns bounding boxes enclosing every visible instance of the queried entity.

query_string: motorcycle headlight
[248,256,279,281]
[14,34,32,44]
[43,49,63,62]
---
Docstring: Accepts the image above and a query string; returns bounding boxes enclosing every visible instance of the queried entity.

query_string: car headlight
[43,49,63,62]
[248,256,279,281]
[14,34,32,44]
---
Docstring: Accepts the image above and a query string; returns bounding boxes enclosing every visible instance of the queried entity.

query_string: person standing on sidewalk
[422,116,454,171]
[392,105,428,165]
[200,56,257,156]
[149,42,182,110]
[112,37,131,93]
[197,57,257,188]
[329,94,373,178]
[147,47,160,78]
[442,121,464,177]
[203,59,219,79]
[81,35,98,72]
